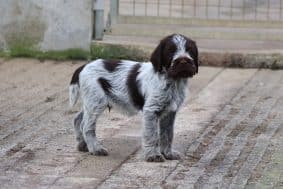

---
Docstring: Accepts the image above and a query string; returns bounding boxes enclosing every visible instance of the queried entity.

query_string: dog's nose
[180,59,188,64]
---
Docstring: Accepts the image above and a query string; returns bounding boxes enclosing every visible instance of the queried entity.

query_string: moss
[0,45,90,60]
[1,42,283,70]
[200,52,283,69]
[0,50,7,57]
[9,45,37,58]
[37,49,90,60]
[0,42,149,61]
[90,43,149,61]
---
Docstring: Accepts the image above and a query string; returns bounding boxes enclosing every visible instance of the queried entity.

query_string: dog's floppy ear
[193,41,199,73]
[150,40,165,72]
[188,39,199,74]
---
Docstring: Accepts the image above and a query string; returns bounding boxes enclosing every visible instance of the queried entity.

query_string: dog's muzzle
[168,57,196,79]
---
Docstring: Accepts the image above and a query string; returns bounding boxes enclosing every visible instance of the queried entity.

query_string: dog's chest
[150,81,187,113]
[166,85,186,111]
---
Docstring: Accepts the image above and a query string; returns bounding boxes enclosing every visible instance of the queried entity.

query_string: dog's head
[150,34,198,79]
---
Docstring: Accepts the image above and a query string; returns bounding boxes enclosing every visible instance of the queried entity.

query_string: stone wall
[0,0,93,51]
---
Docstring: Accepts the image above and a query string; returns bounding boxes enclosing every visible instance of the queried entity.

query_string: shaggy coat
[69,34,198,162]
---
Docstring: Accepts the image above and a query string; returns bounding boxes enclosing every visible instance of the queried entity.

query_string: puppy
[69,34,198,162]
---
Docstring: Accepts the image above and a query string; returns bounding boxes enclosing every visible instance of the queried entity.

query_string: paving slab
[164,70,283,189]
[0,59,282,189]
[98,68,257,188]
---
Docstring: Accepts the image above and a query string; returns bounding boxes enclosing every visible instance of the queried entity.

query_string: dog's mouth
[168,58,196,79]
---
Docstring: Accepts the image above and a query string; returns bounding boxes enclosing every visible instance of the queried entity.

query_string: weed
[0,43,149,61]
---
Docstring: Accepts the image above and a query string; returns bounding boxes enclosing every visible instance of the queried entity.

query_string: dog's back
[69,59,144,115]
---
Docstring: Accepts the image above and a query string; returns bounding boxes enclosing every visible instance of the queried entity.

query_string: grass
[90,43,149,61]
[1,42,282,69]
[0,42,149,62]
[0,45,90,60]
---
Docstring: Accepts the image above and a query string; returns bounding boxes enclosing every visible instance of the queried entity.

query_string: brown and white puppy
[69,34,198,162]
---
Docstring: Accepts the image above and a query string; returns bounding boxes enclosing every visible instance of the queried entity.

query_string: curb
[93,42,283,69]
[200,52,283,69]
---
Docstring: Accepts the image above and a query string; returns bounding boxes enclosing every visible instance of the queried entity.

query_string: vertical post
[280,0,282,20]
[230,0,233,20]
[93,0,104,40]
[218,0,221,19]
[242,0,245,20]
[133,0,136,16]
[267,0,270,20]
[255,0,258,20]
[181,0,184,18]
[110,0,119,24]
[206,0,208,19]
[193,0,196,17]
[145,0,147,16]
[157,0,160,16]
[169,0,172,17]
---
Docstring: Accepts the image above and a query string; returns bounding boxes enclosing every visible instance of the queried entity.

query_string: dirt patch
[227,122,248,138]
[196,140,233,185]
[6,143,25,157]
[200,52,283,69]
[187,119,230,164]
[247,142,276,185]
[192,108,206,112]
[224,118,269,185]
[225,139,255,179]
[44,96,55,103]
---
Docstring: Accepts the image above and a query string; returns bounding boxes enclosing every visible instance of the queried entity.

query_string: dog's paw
[77,141,88,152]
[145,154,165,162]
[162,150,181,160]
[91,147,109,156]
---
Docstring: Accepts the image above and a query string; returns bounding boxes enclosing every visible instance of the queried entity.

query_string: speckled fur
[69,34,198,162]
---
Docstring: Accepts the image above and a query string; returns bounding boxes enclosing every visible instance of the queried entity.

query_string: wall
[0,0,93,52]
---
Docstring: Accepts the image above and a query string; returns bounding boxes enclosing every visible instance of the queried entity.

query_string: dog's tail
[69,84,80,107]
[69,65,86,107]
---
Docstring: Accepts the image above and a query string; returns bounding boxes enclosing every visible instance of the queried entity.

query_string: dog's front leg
[159,111,181,160]
[142,111,165,162]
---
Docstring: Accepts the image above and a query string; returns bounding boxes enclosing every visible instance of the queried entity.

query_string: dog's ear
[150,40,165,72]
[192,41,198,73]
[187,39,199,74]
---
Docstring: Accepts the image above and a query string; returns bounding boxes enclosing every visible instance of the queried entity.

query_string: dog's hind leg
[81,101,108,156]
[73,111,88,152]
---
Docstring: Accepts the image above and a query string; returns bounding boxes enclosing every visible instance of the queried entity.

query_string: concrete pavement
[0,58,282,188]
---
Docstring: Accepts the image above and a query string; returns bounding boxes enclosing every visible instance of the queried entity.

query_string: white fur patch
[68,34,197,159]
[172,34,193,62]
[69,84,80,107]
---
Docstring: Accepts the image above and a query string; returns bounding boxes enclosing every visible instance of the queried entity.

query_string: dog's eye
[185,46,190,52]
[167,45,176,53]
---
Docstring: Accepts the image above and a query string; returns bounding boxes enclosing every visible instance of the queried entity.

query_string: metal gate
[117,0,283,21]
[93,0,283,40]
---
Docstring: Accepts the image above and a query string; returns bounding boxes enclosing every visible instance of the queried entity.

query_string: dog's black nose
[176,57,190,64]
[180,59,188,64]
